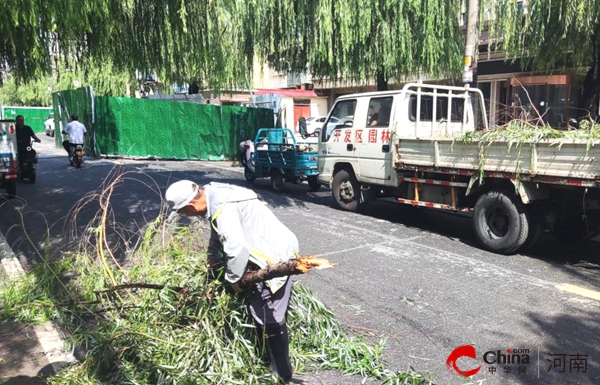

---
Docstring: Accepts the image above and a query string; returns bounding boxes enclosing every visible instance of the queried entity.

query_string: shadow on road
[1,158,599,290]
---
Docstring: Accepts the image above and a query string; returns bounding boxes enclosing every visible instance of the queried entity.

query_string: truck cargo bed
[395,138,600,181]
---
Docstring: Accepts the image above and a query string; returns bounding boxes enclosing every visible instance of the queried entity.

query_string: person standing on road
[165,180,296,382]
[61,114,87,161]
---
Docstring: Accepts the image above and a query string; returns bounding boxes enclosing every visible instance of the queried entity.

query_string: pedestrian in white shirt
[61,114,87,160]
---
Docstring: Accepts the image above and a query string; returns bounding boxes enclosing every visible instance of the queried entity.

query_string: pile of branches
[0,169,435,385]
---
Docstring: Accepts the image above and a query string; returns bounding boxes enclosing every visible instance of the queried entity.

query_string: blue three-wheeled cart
[243,128,320,192]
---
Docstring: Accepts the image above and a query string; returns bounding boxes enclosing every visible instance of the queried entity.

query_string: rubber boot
[264,322,293,381]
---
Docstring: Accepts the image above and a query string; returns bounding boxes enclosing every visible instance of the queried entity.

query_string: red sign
[333,130,341,142]
[368,129,377,143]
[343,129,352,143]
[355,130,363,143]
[381,129,391,143]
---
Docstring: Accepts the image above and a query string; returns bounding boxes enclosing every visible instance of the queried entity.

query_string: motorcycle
[63,140,84,168]
[19,141,38,183]
[71,144,84,168]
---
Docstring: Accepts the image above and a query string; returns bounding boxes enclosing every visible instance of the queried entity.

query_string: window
[409,94,465,123]
[322,100,356,142]
[366,97,394,127]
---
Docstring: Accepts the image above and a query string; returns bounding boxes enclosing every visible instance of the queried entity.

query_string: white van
[0,120,19,197]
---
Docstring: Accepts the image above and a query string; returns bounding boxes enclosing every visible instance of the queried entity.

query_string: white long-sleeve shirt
[205,182,298,293]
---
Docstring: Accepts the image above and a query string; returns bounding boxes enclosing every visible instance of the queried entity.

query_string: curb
[0,231,77,375]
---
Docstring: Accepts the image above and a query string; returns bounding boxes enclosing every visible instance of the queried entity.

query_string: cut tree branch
[239,256,335,288]
[95,256,335,294]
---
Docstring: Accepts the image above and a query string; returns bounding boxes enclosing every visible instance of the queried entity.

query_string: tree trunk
[577,28,600,123]
[239,256,333,288]
[188,82,200,95]
[376,69,388,91]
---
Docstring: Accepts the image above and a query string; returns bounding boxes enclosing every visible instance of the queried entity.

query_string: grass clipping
[457,119,600,151]
[452,120,600,181]
[0,172,434,385]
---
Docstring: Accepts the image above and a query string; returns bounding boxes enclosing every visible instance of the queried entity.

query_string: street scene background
[1,136,599,385]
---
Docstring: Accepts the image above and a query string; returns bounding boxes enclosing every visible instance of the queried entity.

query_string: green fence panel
[144,99,174,158]
[2,106,52,133]
[194,104,226,160]
[51,88,275,160]
[94,96,119,155]
[52,87,95,155]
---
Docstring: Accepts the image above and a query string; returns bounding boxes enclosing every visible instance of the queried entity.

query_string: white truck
[0,120,19,197]
[316,82,600,254]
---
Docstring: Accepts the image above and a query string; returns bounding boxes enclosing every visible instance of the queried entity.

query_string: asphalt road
[1,135,600,385]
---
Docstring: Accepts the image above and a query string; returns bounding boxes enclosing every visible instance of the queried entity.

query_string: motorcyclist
[61,114,87,163]
[15,115,41,164]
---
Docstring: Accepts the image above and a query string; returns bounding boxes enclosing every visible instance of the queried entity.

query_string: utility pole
[462,0,479,87]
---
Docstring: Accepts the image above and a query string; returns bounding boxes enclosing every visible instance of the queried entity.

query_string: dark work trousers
[62,140,70,154]
[248,277,293,380]
[62,140,83,156]
[248,277,292,326]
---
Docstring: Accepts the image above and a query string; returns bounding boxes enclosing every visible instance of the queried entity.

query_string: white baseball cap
[165,180,200,222]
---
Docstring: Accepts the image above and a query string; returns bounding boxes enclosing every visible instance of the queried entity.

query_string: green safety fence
[52,86,97,155]
[52,87,274,160]
[2,106,53,133]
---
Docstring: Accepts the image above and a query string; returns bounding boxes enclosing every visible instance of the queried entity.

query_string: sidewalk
[0,233,75,384]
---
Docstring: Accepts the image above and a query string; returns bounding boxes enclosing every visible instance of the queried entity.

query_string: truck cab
[317,83,484,207]
[0,120,19,197]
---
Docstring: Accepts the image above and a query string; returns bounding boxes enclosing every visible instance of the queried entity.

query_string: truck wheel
[270,170,285,192]
[5,181,16,199]
[332,169,360,212]
[308,176,320,192]
[473,190,529,255]
[520,206,543,252]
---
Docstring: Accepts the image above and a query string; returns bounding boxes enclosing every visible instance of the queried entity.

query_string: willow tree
[245,0,465,90]
[484,0,600,120]
[4,0,600,103]
[0,0,252,91]
[1,0,465,91]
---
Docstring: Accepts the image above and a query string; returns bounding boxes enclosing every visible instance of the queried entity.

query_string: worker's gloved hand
[207,260,225,282]
[232,281,251,293]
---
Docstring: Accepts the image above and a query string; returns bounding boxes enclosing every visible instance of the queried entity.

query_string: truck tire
[270,170,285,193]
[308,176,320,192]
[473,190,529,255]
[520,206,543,252]
[332,169,360,212]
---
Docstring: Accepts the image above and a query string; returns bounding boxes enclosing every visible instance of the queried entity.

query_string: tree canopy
[0,59,133,106]
[1,0,599,91]
[485,0,600,71]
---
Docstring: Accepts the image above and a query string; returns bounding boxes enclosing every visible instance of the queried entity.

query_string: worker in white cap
[165,180,296,381]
